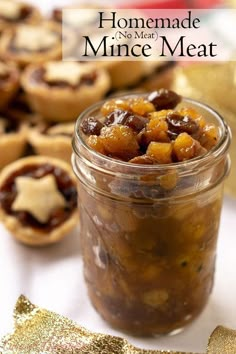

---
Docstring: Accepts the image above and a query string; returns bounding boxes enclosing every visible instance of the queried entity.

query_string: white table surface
[0,1,236,352]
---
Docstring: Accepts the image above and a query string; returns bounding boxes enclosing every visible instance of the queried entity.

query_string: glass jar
[72,96,231,336]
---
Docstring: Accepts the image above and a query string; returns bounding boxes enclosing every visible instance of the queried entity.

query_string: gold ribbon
[0,296,236,353]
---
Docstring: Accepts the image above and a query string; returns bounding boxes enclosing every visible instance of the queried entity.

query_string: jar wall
[72,95,231,336]
[78,181,224,335]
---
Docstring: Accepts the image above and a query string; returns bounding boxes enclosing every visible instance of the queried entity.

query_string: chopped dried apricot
[147,142,173,164]
[173,132,196,161]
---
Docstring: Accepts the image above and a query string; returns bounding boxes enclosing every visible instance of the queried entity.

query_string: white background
[0,1,235,353]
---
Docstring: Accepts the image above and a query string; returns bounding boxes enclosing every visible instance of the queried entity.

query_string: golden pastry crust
[0,60,20,109]
[0,0,42,31]
[0,156,79,247]
[21,62,111,122]
[136,61,175,91]
[0,117,27,169]
[28,122,74,163]
[0,22,66,67]
[0,133,26,170]
[99,61,146,90]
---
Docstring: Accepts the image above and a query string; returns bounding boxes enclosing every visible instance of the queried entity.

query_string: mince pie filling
[0,164,77,232]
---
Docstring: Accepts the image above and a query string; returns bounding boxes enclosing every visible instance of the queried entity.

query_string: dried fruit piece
[148,89,181,110]
[87,135,105,154]
[129,97,155,115]
[104,109,132,126]
[179,107,206,128]
[101,99,130,116]
[173,132,199,161]
[148,109,173,121]
[147,142,173,164]
[105,109,148,133]
[100,125,139,159]
[81,117,104,136]
[129,155,156,164]
[167,112,199,136]
[199,124,219,150]
[145,117,170,143]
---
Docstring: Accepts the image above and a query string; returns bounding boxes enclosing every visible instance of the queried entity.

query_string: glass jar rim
[72,95,231,176]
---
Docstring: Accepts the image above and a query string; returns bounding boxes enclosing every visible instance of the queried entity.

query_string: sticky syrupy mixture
[31,67,97,89]
[81,89,219,164]
[0,164,77,232]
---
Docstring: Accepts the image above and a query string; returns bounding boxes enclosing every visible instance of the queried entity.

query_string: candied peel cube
[173,132,196,161]
[100,125,139,158]
[147,142,173,164]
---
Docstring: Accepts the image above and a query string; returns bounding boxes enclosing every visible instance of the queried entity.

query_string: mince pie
[0,22,63,67]
[0,60,20,109]
[0,0,41,31]
[0,113,27,169]
[28,122,74,163]
[0,156,78,246]
[21,61,111,122]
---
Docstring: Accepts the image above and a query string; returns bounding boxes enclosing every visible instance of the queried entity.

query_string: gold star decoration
[12,174,66,224]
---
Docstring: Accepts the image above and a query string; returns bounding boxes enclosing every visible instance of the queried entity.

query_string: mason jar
[72,96,231,336]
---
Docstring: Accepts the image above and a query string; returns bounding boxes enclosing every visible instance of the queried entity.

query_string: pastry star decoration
[12,175,66,224]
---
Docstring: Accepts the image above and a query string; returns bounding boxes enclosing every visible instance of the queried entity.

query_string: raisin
[126,115,149,132]
[166,112,199,137]
[104,109,132,126]
[105,109,148,133]
[148,89,181,110]
[81,117,104,136]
